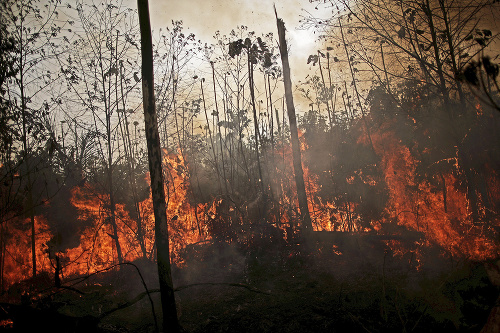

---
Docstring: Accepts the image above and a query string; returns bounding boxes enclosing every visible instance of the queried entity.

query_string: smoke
[149,0,328,100]
[43,186,82,254]
[150,0,312,35]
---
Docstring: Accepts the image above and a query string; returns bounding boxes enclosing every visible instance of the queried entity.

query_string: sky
[148,0,331,72]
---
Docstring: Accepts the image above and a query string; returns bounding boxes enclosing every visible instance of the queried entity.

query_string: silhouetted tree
[137,0,180,331]
[275,9,313,233]
[2,0,64,278]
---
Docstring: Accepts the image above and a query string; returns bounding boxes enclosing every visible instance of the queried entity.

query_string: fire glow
[0,117,499,291]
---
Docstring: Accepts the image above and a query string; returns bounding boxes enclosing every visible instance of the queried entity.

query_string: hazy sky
[148,0,331,68]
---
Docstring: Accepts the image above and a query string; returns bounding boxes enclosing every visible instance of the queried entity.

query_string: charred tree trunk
[275,10,312,233]
[248,54,264,193]
[137,1,180,332]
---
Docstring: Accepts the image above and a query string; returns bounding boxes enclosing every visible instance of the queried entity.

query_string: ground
[0,239,497,332]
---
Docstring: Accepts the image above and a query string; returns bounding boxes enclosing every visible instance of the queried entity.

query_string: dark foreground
[0,239,497,332]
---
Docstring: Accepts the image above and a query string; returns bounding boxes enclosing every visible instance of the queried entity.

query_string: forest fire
[371,125,500,261]
[1,117,498,288]
[1,0,499,331]
[139,151,211,265]
[1,102,499,333]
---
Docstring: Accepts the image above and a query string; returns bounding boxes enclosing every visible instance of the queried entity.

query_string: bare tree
[58,0,145,265]
[2,0,64,278]
[275,9,312,233]
[304,0,499,222]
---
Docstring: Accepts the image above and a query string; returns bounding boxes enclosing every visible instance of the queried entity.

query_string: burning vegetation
[0,0,500,332]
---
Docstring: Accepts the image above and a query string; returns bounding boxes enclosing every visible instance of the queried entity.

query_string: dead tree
[137,0,180,331]
[275,8,312,233]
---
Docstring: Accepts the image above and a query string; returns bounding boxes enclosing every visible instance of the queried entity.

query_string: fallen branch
[99,282,271,319]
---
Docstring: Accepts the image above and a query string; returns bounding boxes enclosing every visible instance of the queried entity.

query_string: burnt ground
[0,238,498,333]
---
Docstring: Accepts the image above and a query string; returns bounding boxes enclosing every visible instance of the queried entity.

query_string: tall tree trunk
[211,61,228,193]
[137,1,180,332]
[248,55,264,193]
[275,10,312,233]
[100,29,123,265]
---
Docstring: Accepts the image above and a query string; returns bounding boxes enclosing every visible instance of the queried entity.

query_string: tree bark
[275,10,312,233]
[137,1,180,332]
